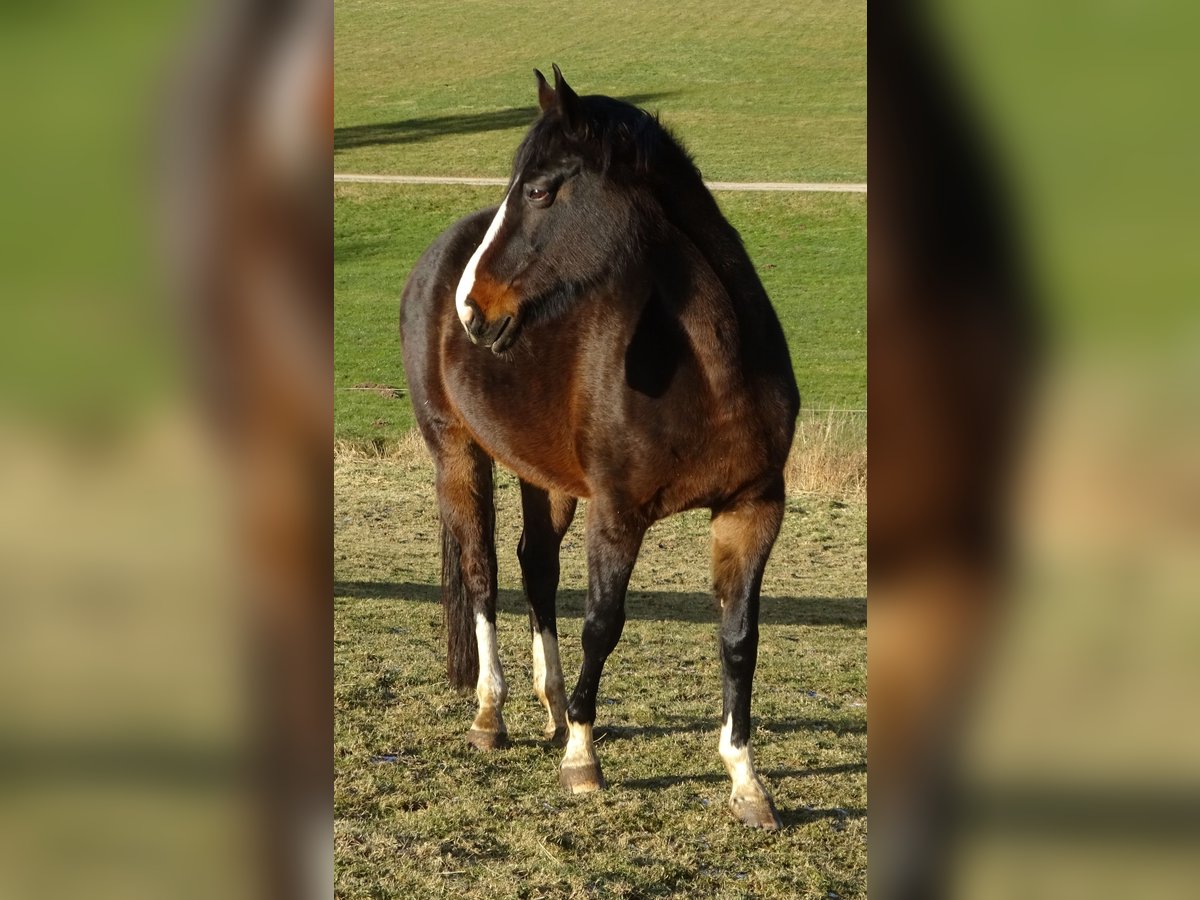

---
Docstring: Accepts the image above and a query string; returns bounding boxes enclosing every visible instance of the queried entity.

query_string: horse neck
[622,215,746,405]
[642,172,796,406]
[654,172,770,313]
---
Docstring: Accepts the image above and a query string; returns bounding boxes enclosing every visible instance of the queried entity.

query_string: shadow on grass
[619,766,867,831]
[619,762,865,790]
[595,718,865,742]
[335,93,676,152]
[781,804,867,829]
[334,581,865,627]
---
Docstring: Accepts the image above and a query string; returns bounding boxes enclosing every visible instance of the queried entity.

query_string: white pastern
[473,612,507,711]
[719,714,765,799]
[532,630,565,696]
[532,630,547,698]
[532,630,567,732]
[455,188,513,326]
[562,721,596,767]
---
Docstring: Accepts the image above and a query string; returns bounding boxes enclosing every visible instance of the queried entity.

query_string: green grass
[335,445,866,899]
[335,0,865,183]
[335,184,864,443]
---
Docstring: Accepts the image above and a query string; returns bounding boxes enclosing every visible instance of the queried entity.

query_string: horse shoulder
[636,228,798,493]
[401,208,497,428]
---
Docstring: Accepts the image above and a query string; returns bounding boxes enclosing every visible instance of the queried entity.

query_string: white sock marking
[455,188,513,326]
[474,612,507,712]
[719,713,764,798]
[532,630,567,730]
[532,630,547,698]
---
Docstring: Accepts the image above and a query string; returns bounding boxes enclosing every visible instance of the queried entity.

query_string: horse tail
[441,521,479,691]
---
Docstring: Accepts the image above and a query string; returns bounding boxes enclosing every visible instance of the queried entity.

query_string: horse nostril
[489,315,516,353]
[462,297,487,337]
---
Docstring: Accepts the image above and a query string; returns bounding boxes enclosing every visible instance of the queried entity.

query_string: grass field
[335,1,865,895]
[335,441,866,898]
[335,1,865,183]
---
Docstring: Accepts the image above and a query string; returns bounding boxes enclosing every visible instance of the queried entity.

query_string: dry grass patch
[786,409,867,500]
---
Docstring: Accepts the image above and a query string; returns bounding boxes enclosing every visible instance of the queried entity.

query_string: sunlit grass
[335,0,865,183]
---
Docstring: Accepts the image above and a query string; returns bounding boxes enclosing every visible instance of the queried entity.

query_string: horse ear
[551,63,582,134]
[534,68,555,113]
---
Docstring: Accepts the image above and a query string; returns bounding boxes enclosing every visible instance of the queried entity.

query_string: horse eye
[526,185,551,205]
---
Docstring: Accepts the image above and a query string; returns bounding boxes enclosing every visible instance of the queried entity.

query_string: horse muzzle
[461,298,520,354]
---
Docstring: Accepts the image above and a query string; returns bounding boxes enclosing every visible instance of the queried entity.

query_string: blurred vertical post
[870,1,1200,897]
[161,1,333,897]
[0,1,331,898]
[868,2,1041,896]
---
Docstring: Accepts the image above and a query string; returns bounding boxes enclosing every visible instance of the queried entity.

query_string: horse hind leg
[432,429,508,751]
[517,480,577,746]
[711,478,786,830]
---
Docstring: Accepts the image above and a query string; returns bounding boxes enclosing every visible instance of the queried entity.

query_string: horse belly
[504,432,588,496]
[478,416,588,496]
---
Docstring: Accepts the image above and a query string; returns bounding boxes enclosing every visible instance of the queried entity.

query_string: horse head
[454,65,663,353]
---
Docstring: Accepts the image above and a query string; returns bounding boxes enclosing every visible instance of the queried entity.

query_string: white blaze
[474,612,507,710]
[455,188,514,326]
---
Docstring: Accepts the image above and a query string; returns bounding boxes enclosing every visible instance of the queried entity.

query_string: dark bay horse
[400,66,799,830]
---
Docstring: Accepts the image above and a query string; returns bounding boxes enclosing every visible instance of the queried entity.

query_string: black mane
[513,95,702,187]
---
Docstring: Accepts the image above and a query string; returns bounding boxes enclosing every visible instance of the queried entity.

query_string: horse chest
[445,351,591,496]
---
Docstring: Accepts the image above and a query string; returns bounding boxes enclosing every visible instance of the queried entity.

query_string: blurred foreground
[0,0,1197,898]
[869,2,1200,898]
[0,0,330,897]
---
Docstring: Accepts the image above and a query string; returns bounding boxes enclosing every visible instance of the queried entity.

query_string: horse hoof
[729,795,783,831]
[544,725,568,747]
[559,761,606,794]
[466,729,509,751]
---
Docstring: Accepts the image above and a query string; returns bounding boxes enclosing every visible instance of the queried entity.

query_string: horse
[399,65,800,830]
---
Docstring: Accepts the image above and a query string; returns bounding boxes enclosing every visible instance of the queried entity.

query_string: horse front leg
[517,480,577,745]
[711,478,786,830]
[559,499,646,793]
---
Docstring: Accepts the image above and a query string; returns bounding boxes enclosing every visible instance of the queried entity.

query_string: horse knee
[582,607,625,659]
[720,623,760,676]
